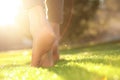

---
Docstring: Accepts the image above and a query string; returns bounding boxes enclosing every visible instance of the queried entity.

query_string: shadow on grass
[80,58,120,68]
[49,52,120,80]
[48,59,101,80]
[60,42,120,55]
[63,43,120,67]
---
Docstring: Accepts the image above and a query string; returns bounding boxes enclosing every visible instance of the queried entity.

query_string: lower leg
[28,6,55,67]
[31,30,55,67]
[50,22,60,62]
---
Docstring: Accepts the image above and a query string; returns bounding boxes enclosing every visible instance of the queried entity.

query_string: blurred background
[0,0,120,50]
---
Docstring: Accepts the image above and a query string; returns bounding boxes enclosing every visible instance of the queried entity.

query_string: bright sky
[0,0,22,26]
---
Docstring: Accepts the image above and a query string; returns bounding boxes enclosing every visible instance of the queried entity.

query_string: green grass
[0,42,120,80]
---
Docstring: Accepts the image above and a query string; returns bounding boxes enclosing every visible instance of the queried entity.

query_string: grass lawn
[0,42,120,80]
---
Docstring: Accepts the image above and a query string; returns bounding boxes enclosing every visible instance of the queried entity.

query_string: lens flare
[0,0,22,26]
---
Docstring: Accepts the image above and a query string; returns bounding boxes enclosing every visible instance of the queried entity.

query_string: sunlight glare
[0,0,22,26]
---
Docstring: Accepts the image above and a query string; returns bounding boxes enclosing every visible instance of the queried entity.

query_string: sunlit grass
[0,43,120,80]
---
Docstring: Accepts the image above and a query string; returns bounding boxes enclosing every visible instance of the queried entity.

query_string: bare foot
[52,44,60,63]
[53,52,59,63]
[39,52,54,67]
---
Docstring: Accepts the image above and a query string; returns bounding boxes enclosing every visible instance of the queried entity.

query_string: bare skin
[28,6,56,67]
[50,23,60,62]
